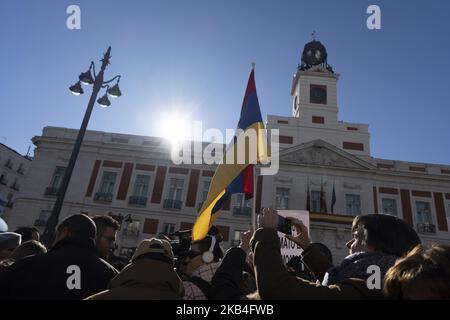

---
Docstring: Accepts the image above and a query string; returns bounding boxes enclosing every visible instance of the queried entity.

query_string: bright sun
[158,111,191,146]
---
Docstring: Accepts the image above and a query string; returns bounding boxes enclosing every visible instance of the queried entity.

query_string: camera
[277,215,292,235]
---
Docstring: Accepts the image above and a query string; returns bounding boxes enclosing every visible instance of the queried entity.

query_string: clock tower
[266,38,371,159]
[291,40,339,126]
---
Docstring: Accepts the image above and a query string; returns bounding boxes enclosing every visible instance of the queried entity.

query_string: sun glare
[159,111,191,146]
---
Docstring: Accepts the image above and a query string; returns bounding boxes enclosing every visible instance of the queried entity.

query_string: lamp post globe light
[41,46,122,246]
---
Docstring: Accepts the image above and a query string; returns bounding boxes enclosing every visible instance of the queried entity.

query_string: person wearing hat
[0,232,21,261]
[86,238,184,300]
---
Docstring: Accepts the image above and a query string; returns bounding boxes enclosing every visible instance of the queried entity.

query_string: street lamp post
[41,46,122,247]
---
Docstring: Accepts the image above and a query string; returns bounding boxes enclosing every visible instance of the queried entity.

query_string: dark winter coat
[251,228,387,300]
[0,236,118,300]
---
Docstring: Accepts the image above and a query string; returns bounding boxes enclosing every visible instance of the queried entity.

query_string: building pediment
[279,139,375,170]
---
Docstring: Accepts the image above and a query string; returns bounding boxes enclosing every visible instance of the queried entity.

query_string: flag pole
[251,61,257,231]
[252,165,257,231]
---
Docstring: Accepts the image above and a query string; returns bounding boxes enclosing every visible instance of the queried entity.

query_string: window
[17,163,24,174]
[310,85,327,104]
[381,198,397,216]
[98,171,117,194]
[4,158,13,169]
[123,220,141,237]
[6,193,13,208]
[164,178,184,209]
[201,181,211,202]
[34,210,51,226]
[45,166,66,195]
[11,178,19,190]
[311,191,320,212]
[346,194,361,216]
[132,175,150,197]
[232,230,245,246]
[275,187,290,210]
[168,178,184,201]
[129,174,150,205]
[50,167,66,190]
[415,201,432,224]
[198,180,211,210]
[236,194,251,208]
[0,172,7,185]
[233,194,251,216]
[95,171,117,201]
[161,223,175,236]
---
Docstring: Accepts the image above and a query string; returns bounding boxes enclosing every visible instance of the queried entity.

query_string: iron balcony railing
[233,206,251,216]
[128,196,148,206]
[94,192,113,202]
[163,199,182,210]
[417,223,436,234]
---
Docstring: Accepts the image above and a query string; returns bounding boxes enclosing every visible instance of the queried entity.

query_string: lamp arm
[103,75,121,85]
[90,61,97,80]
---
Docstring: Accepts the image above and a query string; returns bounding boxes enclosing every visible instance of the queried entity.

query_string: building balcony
[128,196,148,206]
[34,219,47,227]
[44,186,59,196]
[163,199,182,210]
[233,206,251,216]
[10,184,20,191]
[417,223,436,234]
[94,192,113,202]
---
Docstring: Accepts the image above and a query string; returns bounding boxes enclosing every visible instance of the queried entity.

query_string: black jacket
[0,236,118,300]
[211,247,248,300]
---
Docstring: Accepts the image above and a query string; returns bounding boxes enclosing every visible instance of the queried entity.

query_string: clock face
[310,85,327,104]
[302,41,327,66]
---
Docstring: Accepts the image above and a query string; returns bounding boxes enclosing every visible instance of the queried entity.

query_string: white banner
[276,210,310,264]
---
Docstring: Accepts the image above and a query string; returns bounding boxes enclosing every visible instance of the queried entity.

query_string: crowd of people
[0,209,449,300]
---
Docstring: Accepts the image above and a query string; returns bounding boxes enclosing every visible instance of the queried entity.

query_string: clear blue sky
[1,0,449,165]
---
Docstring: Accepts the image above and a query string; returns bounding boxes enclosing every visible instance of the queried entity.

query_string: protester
[14,226,40,242]
[287,214,420,285]
[91,215,120,261]
[0,232,21,261]
[11,240,47,261]
[0,214,118,300]
[384,244,450,299]
[210,230,254,300]
[180,227,224,300]
[86,238,184,300]
[251,208,421,299]
[0,240,47,280]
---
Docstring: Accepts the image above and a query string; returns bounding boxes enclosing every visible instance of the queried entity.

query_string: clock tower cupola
[292,38,339,125]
